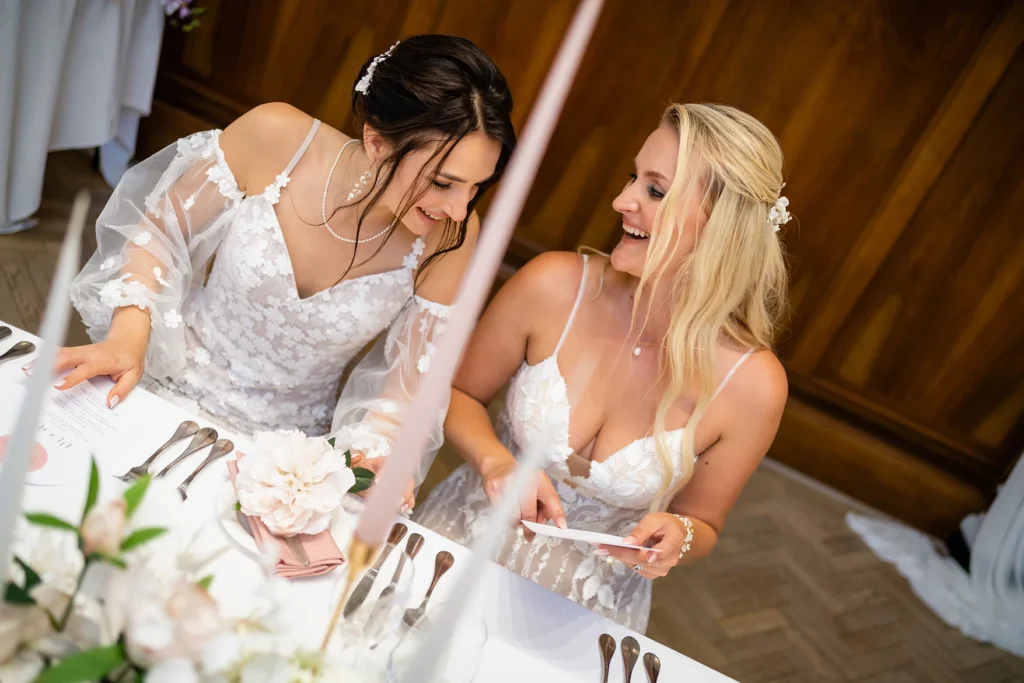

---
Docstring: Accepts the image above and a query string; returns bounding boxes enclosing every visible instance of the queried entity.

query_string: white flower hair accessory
[354,41,400,95]
[767,183,792,232]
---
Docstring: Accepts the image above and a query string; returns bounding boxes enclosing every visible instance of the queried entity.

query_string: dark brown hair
[336,34,515,284]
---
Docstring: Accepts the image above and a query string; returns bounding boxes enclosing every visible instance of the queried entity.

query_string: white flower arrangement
[0,459,368,682]
[234,430,374,538]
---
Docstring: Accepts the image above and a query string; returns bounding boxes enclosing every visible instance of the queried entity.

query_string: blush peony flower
[80,500,127,557]
[235,430,353,537]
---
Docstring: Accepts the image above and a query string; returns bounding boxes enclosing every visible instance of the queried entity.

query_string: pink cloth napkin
[227,458,345,579]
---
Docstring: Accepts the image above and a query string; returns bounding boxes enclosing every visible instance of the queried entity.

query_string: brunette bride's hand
[53,337,147,408]
[481,456,567,537]
[353,455,416,513]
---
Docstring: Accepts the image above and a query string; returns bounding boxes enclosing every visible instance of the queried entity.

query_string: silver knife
[342,523,408,618]
[365,533,424,646]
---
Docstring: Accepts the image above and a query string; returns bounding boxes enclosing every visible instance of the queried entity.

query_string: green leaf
[352,466,375,481]
[4,581,34,605]
[349,467,376,494]
[82,458,100,520]
[197,574,214,590]
[89,553,127,569]
[343,449,351,468]
[122,476,150,518]
[327,437,336,448]
[24,513,78,534]
[35,644,125,683]
[234,501,242,512]
[119,527,167,552]
[15,556,41,592]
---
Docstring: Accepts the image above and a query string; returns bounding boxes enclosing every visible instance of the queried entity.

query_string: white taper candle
[0,191,90,588]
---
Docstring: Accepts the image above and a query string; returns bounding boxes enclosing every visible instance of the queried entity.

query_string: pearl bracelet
[671,514,694,560]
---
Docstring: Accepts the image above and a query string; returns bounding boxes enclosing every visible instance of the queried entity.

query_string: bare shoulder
[507,250,589,308]
[218,103,316,194]
[725,348,788,419]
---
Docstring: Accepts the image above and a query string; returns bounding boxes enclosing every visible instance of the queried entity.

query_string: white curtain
[848,453,1024,655]
[0,0,164,234]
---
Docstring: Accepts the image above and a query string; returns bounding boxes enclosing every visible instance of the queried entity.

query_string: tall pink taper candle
[355,0,604,545]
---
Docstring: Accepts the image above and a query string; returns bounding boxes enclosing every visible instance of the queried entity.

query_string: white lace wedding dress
[70,119,449,463]
[415,255,752,632]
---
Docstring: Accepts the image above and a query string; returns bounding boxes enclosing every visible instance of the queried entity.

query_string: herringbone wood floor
[4,151,1022,683]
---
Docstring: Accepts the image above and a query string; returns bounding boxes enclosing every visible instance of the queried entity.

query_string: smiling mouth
[418,207,444,222]
[622,224,650,240]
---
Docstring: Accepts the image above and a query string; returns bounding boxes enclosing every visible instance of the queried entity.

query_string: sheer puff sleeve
[70,131,243,378]
[329,295,451,486]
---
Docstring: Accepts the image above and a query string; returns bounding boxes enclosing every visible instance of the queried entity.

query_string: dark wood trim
[789,376,1003,490]
[770,395,990,536]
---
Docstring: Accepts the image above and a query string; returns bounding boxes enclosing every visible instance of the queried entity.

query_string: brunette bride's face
[609,125,708,278]
[368,129,501,235]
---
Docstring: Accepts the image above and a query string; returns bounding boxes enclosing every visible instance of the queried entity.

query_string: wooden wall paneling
[787,0,1024,373]
[816,34,1024,485]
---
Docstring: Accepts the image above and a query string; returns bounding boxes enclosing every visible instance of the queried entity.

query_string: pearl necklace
[320,139,396,243]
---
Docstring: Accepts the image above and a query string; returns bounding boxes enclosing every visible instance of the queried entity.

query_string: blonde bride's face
[609,125,707,278]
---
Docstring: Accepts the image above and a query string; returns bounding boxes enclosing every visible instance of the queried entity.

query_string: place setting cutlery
[402,550,455,628]
[154,427,220,478]
[365,532,425,643]
[115,420,200,481]
[598,633,660,682]
[0,340,35,366]
[344,523,410,618]
[177,438,234,499]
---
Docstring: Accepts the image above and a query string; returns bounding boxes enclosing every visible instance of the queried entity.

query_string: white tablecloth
[1,320,735,682]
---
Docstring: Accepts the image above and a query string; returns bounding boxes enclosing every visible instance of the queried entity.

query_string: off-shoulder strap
[282,118,321,177]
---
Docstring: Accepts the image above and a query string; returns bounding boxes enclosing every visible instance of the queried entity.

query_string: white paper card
[520,520,662,552]
[0,378,124,486]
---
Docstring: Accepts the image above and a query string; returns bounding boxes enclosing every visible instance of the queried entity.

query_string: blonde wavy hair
[637,102,789,512]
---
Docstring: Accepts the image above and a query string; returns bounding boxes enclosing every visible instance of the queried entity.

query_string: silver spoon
[0,326,11,341]
[402,551,454,627]
[177,439,234,499]
[154,427,218,478]
[598,634,616,683]
[115,421,200,481]
[0,341,35,365]
[621,636,640,682]
[643,652,661,683]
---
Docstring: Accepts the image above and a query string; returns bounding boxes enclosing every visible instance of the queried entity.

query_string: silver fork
[154,427,218,478]
[115,420,199,482]
[177,439,234,499]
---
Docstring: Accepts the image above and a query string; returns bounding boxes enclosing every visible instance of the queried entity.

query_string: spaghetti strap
[553,255,590,356]
[711,348,755,402]
[282,118,321,177]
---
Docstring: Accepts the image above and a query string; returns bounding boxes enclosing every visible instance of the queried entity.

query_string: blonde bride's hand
[480,455,567,537]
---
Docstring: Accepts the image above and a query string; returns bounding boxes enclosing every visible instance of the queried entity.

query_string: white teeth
[421,208,443,220]
[623,224,649,238]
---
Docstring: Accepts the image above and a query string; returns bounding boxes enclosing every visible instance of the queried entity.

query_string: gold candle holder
[320,535,379,652]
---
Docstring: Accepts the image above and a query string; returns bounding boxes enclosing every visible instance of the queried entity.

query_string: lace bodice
[417,255,752,631]
[71,119,450,453]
